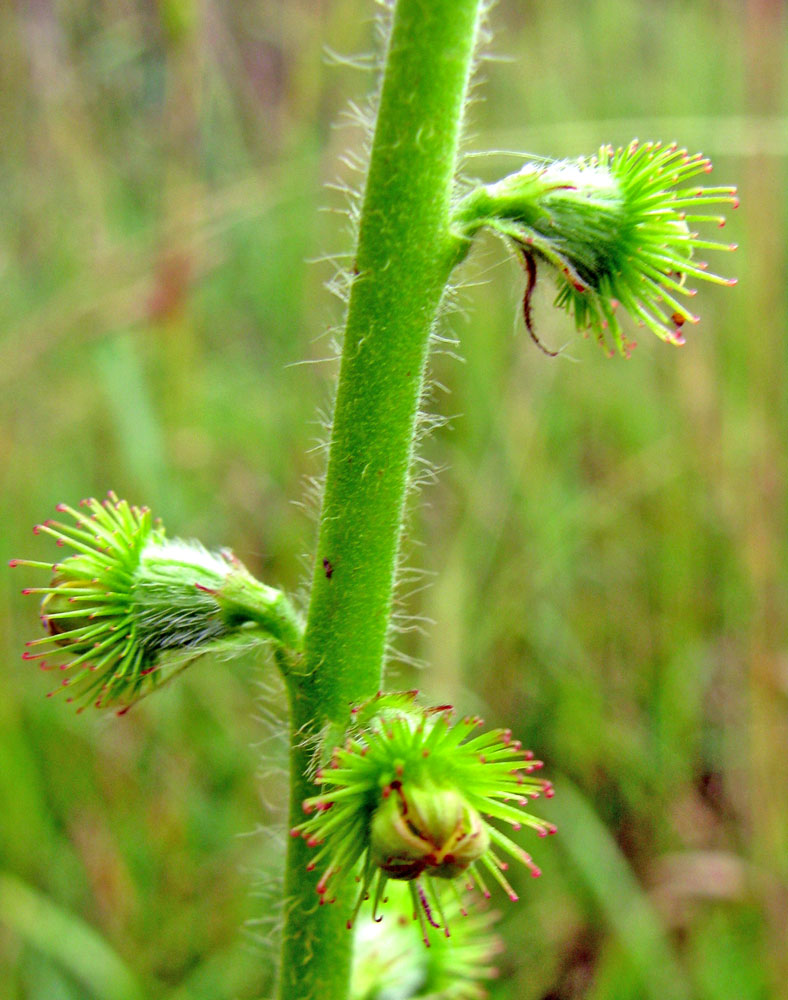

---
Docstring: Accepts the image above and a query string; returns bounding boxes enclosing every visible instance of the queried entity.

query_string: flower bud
[13,493,303,711]
[351,879,502,998]
[454,140,738,356]
[370,781,489,881]
[293,692,556,937]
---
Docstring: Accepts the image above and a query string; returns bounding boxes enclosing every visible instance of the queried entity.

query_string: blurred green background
[1,0,786,997]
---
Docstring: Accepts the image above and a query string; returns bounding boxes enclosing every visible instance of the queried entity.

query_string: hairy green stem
[277,2,483,997]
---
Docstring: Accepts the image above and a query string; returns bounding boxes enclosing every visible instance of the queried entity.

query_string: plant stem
[277,2,483,997]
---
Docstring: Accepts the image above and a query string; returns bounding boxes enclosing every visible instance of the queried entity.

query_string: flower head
[455,140,738,356]
[12,493,302,711]
[292,692,555,942]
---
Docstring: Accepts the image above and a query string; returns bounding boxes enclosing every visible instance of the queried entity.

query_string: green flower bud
[351,880,502,1000]
[454,140,738,356]
[292,692,555,941]
[12,493,303,711]
[370,781,489,881]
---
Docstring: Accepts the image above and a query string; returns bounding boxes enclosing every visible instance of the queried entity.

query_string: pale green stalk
[277,2,484,997]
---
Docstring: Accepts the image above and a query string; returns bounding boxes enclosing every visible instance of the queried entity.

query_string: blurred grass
[1,0,786,997]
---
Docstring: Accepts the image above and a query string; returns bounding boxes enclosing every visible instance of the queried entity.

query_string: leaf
[0,871,146,1000]
[550,780,693,1000]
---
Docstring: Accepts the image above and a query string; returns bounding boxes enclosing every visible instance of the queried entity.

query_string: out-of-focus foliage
[1,1,785,998]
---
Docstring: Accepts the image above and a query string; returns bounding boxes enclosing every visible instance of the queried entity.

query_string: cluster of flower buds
[11,493,303,711]
[453,140,738,356]
[292,692,555,942]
